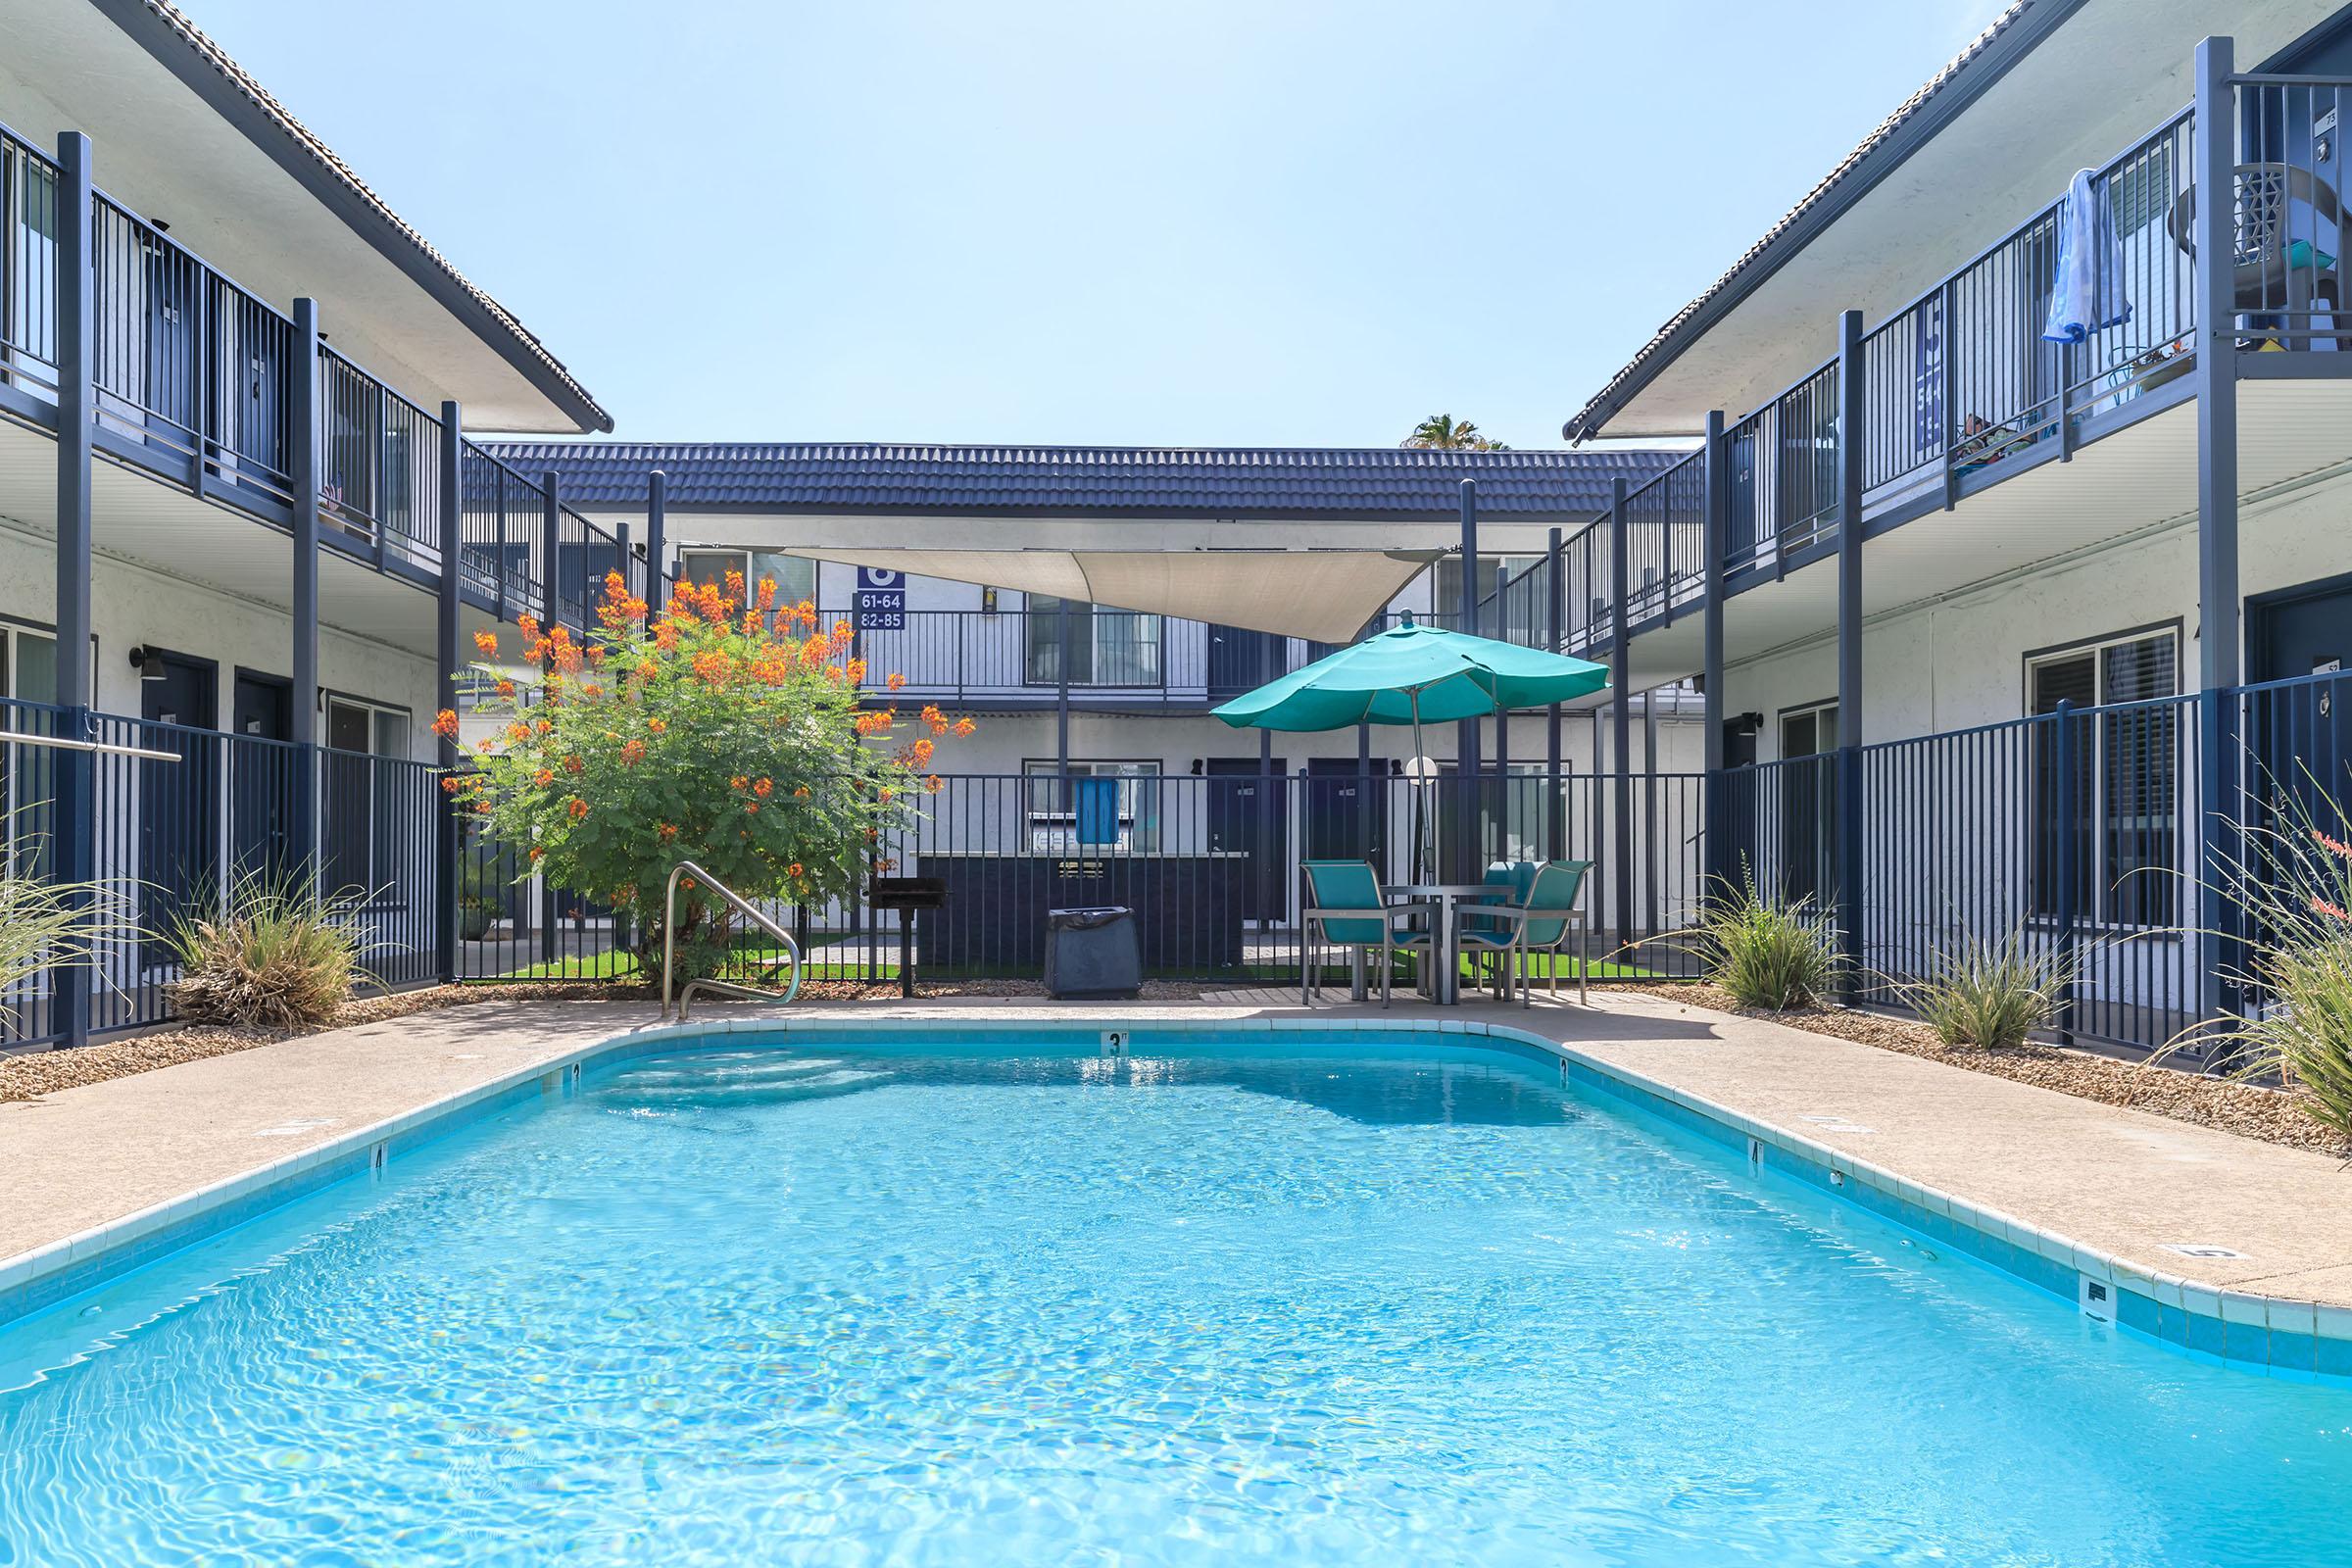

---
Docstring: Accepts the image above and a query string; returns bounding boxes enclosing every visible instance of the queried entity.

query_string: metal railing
[0,125,60,401]
[661,859,804,1019]
[458,442,547,620]
[320,346,445,568]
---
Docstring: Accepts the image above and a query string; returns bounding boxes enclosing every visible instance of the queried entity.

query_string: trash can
[1045,906,1142,1000]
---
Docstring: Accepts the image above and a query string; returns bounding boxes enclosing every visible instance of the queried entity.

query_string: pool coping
[1,1011,2343,1379]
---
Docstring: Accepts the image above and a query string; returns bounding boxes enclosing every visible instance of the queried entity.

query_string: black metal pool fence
[7,664,2351,1065]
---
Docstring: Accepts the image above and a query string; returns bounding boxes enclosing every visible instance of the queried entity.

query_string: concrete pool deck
[4,990,2350,1336]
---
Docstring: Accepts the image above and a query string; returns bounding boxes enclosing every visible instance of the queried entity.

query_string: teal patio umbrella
[1212,617,1610,877]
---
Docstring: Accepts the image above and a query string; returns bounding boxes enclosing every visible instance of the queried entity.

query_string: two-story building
[0,0,623,1043]
[1550,0,2352,1056]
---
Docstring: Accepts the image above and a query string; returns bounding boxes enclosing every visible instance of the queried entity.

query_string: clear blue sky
[186,0,2006,447]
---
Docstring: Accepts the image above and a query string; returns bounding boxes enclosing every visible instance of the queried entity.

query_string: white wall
[0,526,440,758]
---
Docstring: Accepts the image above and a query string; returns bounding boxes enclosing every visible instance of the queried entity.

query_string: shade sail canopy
[769,547,1439,644]
[1211,621,1610,732]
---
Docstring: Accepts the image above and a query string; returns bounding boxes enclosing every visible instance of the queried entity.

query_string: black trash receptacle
[1045,906,1141,1000]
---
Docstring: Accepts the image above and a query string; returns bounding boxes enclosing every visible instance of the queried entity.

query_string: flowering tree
[442,570,974,980]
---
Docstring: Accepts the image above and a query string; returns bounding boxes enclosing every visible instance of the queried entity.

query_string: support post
[2194,34,2244,1026]
[52,131,95,1050]
[1055,595,1072,781]
[542,470,563,631]
[1701,410,1728,891]
[1545,525,1566,860]
[435,401,464,984]
[1609,478,1634,952]
[1458,479,1480,877]
[289,298,322,880]
[1835,308,1867,996]
[645,468,667,606]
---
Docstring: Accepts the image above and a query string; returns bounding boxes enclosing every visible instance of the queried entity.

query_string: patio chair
[1456,859,1592,1007]
[1298,860,1419,1007]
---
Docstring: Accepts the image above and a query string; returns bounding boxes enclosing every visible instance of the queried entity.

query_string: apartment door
[142,238,198,449]
[228,672,296,885]
[1716,716,1761,888]
[1206,757,1285,921]
[140,653,218,964]
[1207,626,1278,700]
[226,292,287,494]
[2250,578,2352,839]
[1304,757,1388,878]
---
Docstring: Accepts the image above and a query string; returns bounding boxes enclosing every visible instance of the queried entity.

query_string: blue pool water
[3,1038,2350,1566]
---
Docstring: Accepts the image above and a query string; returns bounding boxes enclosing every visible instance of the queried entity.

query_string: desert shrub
[2170,782,2352,1142]
[0,824,121,1026]
[1899,927,2074,1051]
[1684,871,1843,1010]
[166,878,374,1029]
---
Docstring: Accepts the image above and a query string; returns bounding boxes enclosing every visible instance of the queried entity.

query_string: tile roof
[482,442,1683,518]
[1561,0,2049,442]
[130,0,612,432]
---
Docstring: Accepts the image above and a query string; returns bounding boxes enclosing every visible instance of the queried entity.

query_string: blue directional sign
[855,566,906,631]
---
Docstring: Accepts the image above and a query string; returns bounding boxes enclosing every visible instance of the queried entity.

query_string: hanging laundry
[2043,168,2132,342]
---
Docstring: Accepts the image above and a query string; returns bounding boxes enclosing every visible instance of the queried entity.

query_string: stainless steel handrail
[660,859,803,1021]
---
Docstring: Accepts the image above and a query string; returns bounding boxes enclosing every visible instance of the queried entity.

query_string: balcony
[0,118,637,642]
[1498,64,2352,682]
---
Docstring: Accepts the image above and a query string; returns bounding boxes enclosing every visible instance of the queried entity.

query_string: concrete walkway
[4,991,2348,1316]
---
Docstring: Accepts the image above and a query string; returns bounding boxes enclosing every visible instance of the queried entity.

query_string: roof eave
[1560,0,2086,444]
[94,0,614,434]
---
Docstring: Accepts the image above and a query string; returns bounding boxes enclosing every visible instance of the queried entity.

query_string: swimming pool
[3,1029,2348,1566]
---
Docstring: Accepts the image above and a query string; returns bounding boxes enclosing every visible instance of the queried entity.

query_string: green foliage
[1898,927,2074,1051]
[2168,777,2352,1143]
[449,573,974,982]
[1400,414,1509,451]
[0,817,122,1026]
[166,874,374,1029]
[1682,870,1844,1010]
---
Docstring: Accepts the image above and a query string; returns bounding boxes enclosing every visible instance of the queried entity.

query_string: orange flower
[757,577,777,610]
[953,716,977,737]
[787,861,805,878]
[886,671,906,692]
[909,738,935,766]
[793,786,810,799]
[604,569,627,601]
[657,822,679,842]
[528,846,545,860]
[533,718,554,736]
[474,739,495,755]
[517,614,541,638]
[635,660,659,680]
[2316,897,2351,921]
[532,768,556,788]
[731,774,750,791]
[620,739,647,765]
[2316,830,2352,861]
[655,622,680,652]
[495,678,516,698]
[846,659,867,685]
[692,650,731,685]
[924,774,944,794]
[744,802,760,814]
[472,629,500,657]
[647,717,667,734]
[566,797,589,820]
[505,722,530,744]
[432,709,461,738]
[753,777,773,798]
[439,775,465,795]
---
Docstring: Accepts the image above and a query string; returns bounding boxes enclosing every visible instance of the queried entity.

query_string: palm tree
[1401,415,1509,451]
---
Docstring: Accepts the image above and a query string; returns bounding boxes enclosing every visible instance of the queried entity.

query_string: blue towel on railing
[2043,168,2132,343]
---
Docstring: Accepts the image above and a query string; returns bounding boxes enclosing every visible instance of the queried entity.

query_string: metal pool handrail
[661,860,803,1021]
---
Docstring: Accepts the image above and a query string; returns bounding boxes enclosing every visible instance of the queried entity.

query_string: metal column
[52,131,95,1049]
[1700,410,1728,891]
[289,298,322,878]
[1609,478,1633,952]
[2193,34,2244,1025]
[1545,525,1566,859]
[1835,309,1867,995]
[1458,479,1480,877]
[434,402,465,984]
[645,468,667,606]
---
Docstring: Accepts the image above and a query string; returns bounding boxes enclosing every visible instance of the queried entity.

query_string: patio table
[1387,883,1498,1005]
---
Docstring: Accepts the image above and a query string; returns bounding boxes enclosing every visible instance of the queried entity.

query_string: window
[1023,599,1164,687]
[679,549,816,606]
[1022,760,1162,852]
[2028,628,2179,927]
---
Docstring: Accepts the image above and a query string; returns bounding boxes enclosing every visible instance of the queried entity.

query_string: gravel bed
[1631,983,2346,1157]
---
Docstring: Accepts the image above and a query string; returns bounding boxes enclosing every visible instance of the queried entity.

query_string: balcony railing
[0,113,638,633]
[1494,94,2229,662]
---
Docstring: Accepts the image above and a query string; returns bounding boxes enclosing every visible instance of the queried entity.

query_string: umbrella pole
[1410,689,1429,885]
